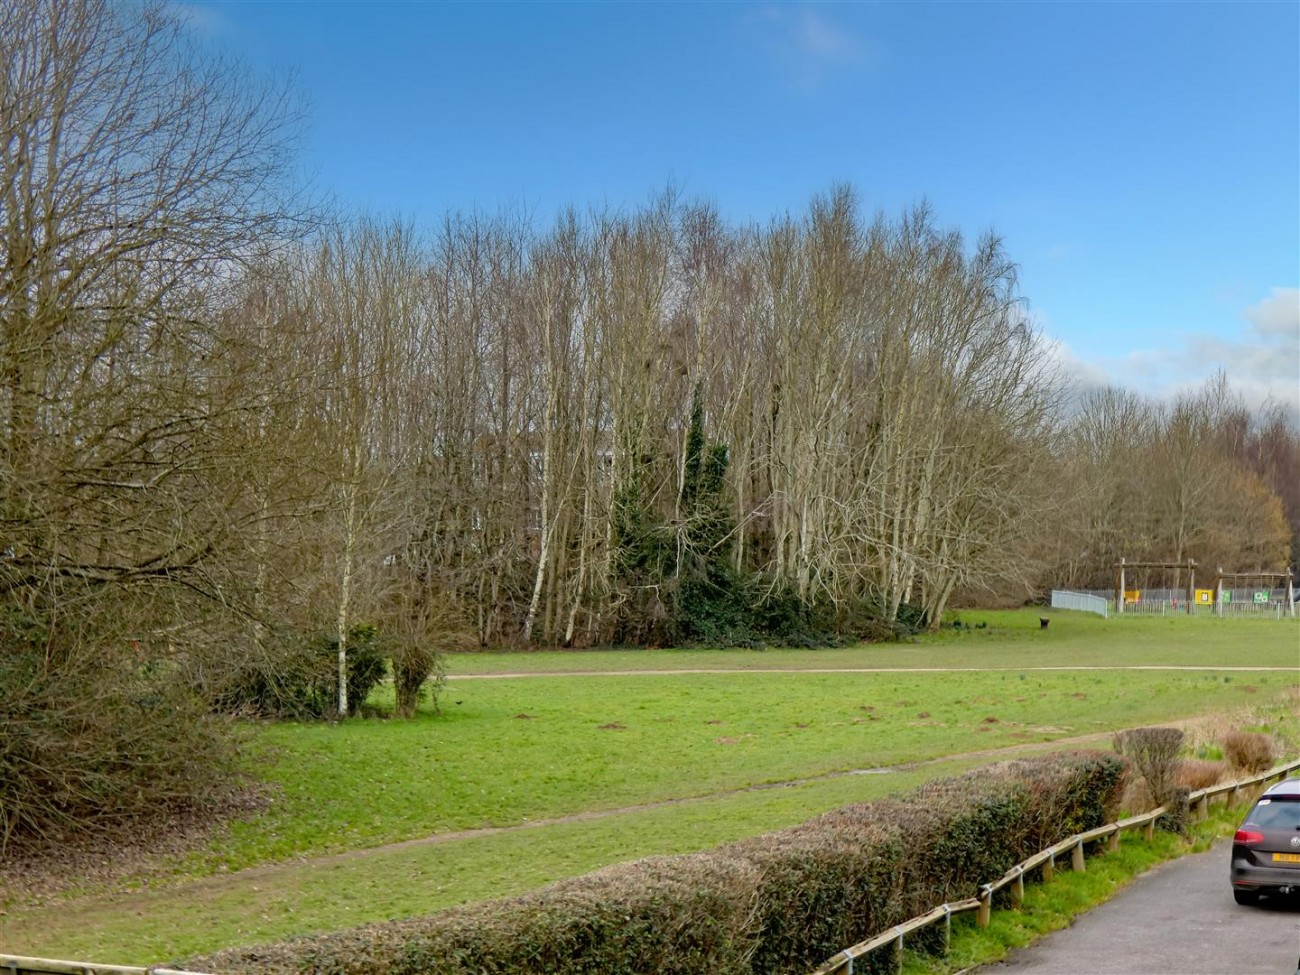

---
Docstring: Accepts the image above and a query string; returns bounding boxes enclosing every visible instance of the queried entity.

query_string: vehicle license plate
[1271,853,1300,863]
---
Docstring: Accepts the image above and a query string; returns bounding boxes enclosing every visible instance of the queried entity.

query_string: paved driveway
[984,840,1300,974]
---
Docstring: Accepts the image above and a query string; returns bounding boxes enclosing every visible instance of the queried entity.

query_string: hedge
[187,751,1126,975]
[731,752,1126,974]
[187,854,762,975]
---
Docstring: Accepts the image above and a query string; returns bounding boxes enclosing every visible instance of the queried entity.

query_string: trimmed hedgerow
[728,819,906,975]
[188,854,762,975]
[186,752,1126,975]
[732,752,1126,974]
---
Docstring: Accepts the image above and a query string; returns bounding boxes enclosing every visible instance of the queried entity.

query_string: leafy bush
[1156,785,1191,834]
[185,752,1126,975]
[1222,730,1276,773]
[209,625,388,720]
[893,601,928,636]
[729,820,905,974]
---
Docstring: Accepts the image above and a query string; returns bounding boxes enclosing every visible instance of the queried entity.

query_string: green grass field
[446,609,1300,673]
[1,610,1296,964]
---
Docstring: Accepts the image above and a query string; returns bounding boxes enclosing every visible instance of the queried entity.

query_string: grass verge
[1,610,1294,964]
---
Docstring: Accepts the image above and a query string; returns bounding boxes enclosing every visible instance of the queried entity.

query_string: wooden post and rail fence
[809,756,1300,975]
[0,960,207,975]
[4,759,1298,975]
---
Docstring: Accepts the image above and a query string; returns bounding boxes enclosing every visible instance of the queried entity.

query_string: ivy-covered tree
[672,390,749,644]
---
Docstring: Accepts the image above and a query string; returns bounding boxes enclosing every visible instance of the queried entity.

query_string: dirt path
[449,665,1297,679]
[86,697,1250,899]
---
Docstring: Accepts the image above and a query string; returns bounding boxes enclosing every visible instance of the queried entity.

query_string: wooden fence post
[1107,829,1120,853]
[1143,818,1155,842]
[977,886,992,928]
[1072,840,1085,872]
[1011,866,1025,907]
[1042,852,1055,883]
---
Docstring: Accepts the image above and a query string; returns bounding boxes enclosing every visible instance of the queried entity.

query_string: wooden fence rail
[0,956,207,975]
[810,756,1300,975]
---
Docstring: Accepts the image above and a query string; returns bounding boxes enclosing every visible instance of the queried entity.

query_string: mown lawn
[446,609,1300,674]
[2,759,990,962]
[1,610,1296,964]
[224,668,1290,864]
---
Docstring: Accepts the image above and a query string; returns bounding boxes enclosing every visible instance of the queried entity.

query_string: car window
[1248,799,1300,830]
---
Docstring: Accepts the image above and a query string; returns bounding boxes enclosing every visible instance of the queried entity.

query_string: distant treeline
[1,0,1293,848]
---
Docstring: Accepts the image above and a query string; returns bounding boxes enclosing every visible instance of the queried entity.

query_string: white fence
[1050,590,1109,618]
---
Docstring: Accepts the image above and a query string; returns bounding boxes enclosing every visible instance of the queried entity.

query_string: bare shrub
[385,585,470,718]
[0,602,239,852]
[1176,759,1227,791]
[1113,727,1184,808]
[1222,731,1276,773]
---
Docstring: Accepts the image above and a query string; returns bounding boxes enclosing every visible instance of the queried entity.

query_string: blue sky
[185,1,1299,418]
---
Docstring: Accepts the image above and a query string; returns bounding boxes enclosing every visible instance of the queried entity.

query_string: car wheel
[1233,888,1260,906]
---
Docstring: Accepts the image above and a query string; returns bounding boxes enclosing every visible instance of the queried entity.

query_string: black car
[1230,777,1300,905]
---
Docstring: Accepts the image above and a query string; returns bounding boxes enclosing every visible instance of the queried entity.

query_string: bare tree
[0,0,301,602]
[0,0,304,844]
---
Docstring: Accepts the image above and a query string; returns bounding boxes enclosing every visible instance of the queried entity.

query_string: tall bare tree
[0,0,304,845]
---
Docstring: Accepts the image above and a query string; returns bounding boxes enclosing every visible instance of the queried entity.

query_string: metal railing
[810,756,1300,975]
[1050,590,1109,618]
[1062,588,1296,618]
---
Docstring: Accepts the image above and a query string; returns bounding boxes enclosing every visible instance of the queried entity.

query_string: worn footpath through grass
[1,610,1296,964]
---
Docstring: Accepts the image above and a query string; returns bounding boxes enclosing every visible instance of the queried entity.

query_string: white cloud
[796,10,863,63]
[1038,334,1112,415]
[745,5,871,92]
[1244,287,1300,338]
[1034,289,1300,427]
[1080,287,1299,426]
[1043,335,1111,390]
